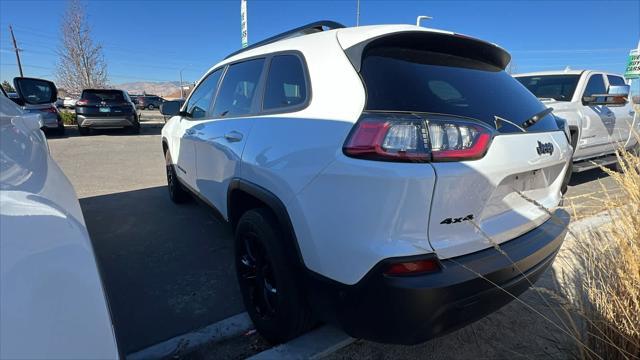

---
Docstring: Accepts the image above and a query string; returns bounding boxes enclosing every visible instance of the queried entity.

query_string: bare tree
[56,0,108,93]
[1,80,15,93]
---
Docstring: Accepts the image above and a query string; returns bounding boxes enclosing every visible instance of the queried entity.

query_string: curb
[127,312,252,360]
[249,326,354,360]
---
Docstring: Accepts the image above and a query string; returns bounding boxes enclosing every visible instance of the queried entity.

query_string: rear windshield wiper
[521,107,554,129]
[494,115,527,133]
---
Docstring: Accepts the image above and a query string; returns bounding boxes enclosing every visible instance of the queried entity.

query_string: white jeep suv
[161,21,572,344]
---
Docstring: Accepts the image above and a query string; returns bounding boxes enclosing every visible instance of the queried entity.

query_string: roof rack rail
[225,20,346,60]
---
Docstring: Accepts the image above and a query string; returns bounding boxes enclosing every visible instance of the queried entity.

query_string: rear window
[361,47,559,133]
[81,90,125,103]
[515,75,580,102]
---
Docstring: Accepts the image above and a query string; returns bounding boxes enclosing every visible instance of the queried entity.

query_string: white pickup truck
[515,70,638,172]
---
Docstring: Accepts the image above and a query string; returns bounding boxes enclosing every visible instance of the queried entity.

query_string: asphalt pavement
[48,124,242,355]
[46,122,618,358]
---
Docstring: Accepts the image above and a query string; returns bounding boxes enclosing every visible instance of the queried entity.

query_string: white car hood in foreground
[0,95,119,359]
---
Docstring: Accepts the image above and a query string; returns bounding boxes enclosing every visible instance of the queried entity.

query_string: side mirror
[582,84,631,106]
[13,77,58,105]
[160,100,183,116]
[608,84,630,96]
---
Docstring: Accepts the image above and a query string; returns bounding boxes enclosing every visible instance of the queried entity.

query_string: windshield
[515,75,580,102]
[360,48,559,133]
[81,89,125,103]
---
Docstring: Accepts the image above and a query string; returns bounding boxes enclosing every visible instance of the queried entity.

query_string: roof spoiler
[225,20,346,60]
[343,31,511,72]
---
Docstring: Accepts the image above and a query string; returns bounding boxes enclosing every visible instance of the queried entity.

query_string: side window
[263,55,307,110]
[185,69,223,119]
[607,75,626,87]
[212,58,265,117]
[583,74,607,97]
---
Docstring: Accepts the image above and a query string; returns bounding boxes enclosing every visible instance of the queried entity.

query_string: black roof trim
[225,20,346,60]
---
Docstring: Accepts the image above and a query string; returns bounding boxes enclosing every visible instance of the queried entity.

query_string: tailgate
[429,131,571,258]
[339,28,573,258]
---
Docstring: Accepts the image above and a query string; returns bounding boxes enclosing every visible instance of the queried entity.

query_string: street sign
[241,0,248,48]
[625,48,639,79]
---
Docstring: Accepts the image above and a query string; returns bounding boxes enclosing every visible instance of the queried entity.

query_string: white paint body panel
[0,95,119,359]
[428,131,571,259]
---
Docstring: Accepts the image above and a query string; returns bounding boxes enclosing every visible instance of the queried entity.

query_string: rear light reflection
[75,100,89,106]
[385,258,441,276]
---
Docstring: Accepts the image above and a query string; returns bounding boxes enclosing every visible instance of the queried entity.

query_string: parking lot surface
[48,125,241,355]
[47,124,618,357]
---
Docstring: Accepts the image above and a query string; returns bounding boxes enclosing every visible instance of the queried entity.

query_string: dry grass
[559,144,640,359]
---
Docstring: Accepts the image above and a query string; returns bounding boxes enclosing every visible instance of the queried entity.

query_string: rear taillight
[42,106,57,113]
[76,99,89,106]
[343,113,493,162]
[384,258,440,276]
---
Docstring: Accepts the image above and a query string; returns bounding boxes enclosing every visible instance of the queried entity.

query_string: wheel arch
[227,178,304,268]
[162,137,169,154]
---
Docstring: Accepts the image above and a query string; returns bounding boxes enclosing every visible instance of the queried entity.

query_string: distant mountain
[116,81,182,97]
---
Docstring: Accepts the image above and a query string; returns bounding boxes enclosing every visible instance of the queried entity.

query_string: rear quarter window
[263,55,308,111]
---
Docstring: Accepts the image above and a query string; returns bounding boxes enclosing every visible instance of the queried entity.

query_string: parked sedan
[0,88,119,359]
[75,89,140,135]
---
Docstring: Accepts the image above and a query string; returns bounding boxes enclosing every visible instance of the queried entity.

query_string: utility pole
[9,25,24,77]
[179,65,191,99]
[179,69,184,99]
[356,0,360,26]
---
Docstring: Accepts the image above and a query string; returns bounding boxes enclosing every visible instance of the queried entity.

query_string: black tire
[147,104,154,110]
[55,125,65,136]
[165,151,190,203]
[78,126,90,135]
[235,208,314,344]
[129,118,141,134]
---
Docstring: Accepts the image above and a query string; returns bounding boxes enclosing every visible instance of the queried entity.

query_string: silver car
[10,78,64,135]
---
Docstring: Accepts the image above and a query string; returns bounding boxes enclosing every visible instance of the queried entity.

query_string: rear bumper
[306,209,570,345]
[40,113,61,128]
[77,114,136,128]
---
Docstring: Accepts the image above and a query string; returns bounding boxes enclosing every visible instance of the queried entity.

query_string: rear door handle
[224,131,243,142]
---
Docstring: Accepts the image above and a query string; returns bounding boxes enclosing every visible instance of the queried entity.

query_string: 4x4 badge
[440,214,474,225]
[536,141,554,156]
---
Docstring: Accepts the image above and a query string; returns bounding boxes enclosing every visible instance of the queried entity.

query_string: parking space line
[127,312,252,360]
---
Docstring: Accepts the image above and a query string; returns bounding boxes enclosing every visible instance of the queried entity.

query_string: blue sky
[1,0,638,86]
